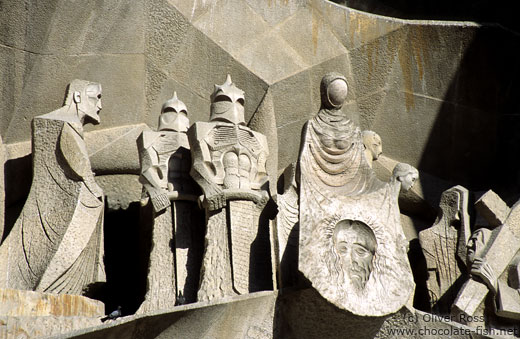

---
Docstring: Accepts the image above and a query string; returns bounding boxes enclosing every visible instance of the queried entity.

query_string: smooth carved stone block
[475,190,510,227]
[0,288,104,317]
[298,73,414,316]
[0,80,105,295]
[0,315,102,339]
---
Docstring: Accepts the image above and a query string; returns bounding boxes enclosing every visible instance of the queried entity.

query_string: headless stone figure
[0,80,105,295]
[188,75,271,302]
[419,186,470,314]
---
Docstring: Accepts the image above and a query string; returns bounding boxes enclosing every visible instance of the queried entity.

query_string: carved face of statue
[327,79,348,108]
[210,75,245,125]
[400,171,418,191]
[466,228,491,265]
[333,220,377,290]
[77,83,102,125]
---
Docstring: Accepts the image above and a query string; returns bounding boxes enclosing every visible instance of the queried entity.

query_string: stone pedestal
[0,288,104,338]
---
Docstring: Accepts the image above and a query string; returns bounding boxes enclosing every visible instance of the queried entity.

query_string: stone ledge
[0,288,104,317]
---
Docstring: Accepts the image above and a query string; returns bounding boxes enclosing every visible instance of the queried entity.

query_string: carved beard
[346,259,372,291]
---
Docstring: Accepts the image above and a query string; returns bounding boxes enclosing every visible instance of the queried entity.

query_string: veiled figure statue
[0,80,105,295]
[298,73,414,316]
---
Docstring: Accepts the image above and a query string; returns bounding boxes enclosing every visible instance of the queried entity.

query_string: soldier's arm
[187,124,225,210]
[137,132,170,212]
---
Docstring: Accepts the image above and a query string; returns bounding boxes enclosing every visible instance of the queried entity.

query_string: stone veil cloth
[298,107,414,316]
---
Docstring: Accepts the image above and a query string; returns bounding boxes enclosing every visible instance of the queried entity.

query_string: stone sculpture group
[1,72,519,337]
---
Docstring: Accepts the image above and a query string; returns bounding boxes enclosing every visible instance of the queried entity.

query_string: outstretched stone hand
[204,183,226,211]
[148,187,170,213]
[471,258,498,294]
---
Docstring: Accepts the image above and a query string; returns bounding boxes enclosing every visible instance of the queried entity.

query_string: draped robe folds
[298,108,414,316]
[0,116,105,294]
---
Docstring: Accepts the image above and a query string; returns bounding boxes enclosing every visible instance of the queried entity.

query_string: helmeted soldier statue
[137,92,202,312]
[188,75,271,301]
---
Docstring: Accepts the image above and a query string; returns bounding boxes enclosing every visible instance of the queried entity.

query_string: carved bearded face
[333,220,377,290]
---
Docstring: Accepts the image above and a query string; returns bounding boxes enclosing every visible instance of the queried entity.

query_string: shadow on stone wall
[333,0,519,33]
[418,25,520,200]
[100,201,147,316]
[1,154,32,243]
[411,24,520,311]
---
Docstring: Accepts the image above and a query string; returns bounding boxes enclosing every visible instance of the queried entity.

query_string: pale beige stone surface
[454,225,520,320]
[0,315,101,339]
[0,288,103,339]
[0,134,4,242]
[362,130,382,168]
[2,0,518,204]
[0,288,104,317]
[1,0,519,337]
[54,290,480,339]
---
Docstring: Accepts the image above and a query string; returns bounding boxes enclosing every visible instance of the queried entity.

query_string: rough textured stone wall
[1,0,519,198]
[1,0,520,337]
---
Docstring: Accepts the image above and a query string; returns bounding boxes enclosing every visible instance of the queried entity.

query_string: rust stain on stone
[398,41,415,111]
[348,12,357,45]
[411,27,430,82]
[398,26,432,111]
[312,9,319,55]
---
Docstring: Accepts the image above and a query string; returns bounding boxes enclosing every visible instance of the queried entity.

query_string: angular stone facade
[1,0,520,338]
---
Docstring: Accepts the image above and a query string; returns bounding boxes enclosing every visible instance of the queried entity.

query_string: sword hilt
[199,189,269,210]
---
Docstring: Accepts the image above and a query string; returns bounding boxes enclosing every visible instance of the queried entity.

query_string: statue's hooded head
[158,92,190,132]
[209,75,245,125]
[320,73,348,110]
[65,79,102,125]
